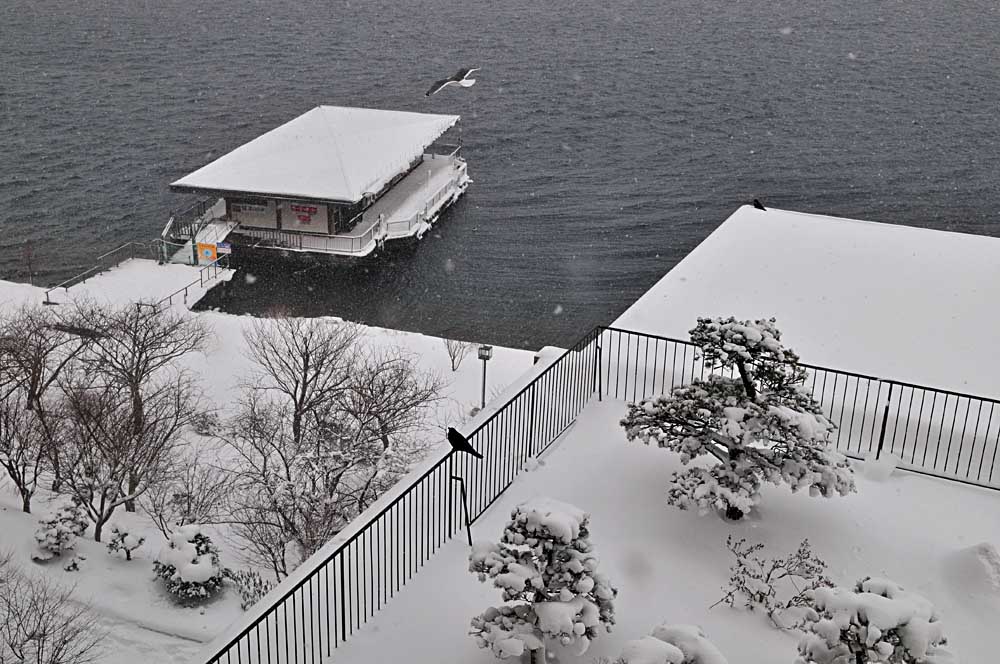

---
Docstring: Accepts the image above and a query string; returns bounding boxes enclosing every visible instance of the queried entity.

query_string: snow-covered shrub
[224,568,274,611]
[713,536,832,629]
[106,526,145,561]
[469,497,617,659]
[153,525,225,602]
[32,499,90,562]
[622,317,856,519]
[797,577,956,663]
[602,624,729,664]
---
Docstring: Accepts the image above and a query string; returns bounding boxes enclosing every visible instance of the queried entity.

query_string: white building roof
[614,205,1000,396]
[170,106,459,203]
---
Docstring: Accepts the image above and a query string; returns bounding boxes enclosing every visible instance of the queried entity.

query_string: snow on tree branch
[469,497,617,659]
[622,317,855,519]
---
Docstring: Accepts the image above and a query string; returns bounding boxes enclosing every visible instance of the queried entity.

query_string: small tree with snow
[605,624,729,664]
[797,577,956,664]
[469,497,617,661]
[33,498,90,562]
[153,525,225,602]
[621,317,855,519]
[106,526,144,561]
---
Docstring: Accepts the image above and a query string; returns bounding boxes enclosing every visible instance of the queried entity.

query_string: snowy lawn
[614,205,1000,397]
[334,399,1000,664]
[0,266,537,664]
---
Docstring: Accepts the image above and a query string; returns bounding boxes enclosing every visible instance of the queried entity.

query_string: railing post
[529,383,538,450]
[593,336,603,402]
[875,382,894,459]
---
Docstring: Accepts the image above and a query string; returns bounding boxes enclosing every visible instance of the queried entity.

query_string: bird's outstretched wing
[426,78,453,96]
[454,67,481,81]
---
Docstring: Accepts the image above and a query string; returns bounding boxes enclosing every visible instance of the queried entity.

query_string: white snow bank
[614,205,1000,397]
[861,452,899,482]
[649,624,729,664]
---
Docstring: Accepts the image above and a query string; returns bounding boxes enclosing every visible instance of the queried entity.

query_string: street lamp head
[478,345,493,361]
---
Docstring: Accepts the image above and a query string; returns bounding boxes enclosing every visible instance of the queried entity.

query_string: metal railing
[239,224,381,256]
[156,255,231,307]
[199,324,999,664]
[596,326,1000,490]
[384,177,460,238]
[44,241,152,304]
[167,197,219,240]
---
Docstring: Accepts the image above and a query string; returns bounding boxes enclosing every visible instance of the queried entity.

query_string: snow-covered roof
[614,205,1000,396]
[170,106,460,203]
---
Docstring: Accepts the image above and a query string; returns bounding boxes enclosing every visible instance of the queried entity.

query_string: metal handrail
[43,241,152,304]
[155,255,231,307]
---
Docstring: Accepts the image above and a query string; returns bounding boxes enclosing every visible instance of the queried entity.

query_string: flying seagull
[426,68,480,97]
[447,427,483,459]
[752,199,767,211]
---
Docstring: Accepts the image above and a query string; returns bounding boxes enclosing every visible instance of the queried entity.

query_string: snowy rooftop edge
[614,205,1000,397]
[170,106,460,204]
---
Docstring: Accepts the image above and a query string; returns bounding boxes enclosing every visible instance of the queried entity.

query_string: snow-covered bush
[713,536,832,629]
[224,568,274,611]
[469,497,617,659]
[106,526,145,561]
[32,498,90,562]
[622,317,856,519]
[797,577,956,664]
[600,624,729,664]
[153,525,226,602]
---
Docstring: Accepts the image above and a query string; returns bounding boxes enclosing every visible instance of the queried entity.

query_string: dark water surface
[2,0,998,348]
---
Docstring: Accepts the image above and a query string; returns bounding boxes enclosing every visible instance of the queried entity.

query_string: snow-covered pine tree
[32,498,90,561]
[621,317,855,519]
[106,526,145,561]
[152,525,226,601]
[469,497,617,661]
[797,577,956,664]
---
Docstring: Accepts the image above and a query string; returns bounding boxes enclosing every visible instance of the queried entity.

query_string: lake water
[1,0,998,348]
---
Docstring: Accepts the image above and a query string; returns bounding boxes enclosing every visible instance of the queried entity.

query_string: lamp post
[478,345,493,409]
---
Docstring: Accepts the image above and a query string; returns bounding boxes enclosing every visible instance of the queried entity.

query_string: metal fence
[596,326,1000,490]
[200,324,998,664]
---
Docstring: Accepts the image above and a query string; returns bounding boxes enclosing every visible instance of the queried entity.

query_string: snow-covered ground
[334,399,1000,664]
[33,257,233,307]
[615,205,1000,398]
[0,263,537,664]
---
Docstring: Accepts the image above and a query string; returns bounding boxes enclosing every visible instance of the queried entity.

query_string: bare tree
[139,450,230,538]
[0,392,48,513]
[243,316,359,447]
[0,551,104,664]
[70,302,208,511]
[57,373,198,542]
[443,337,474,372]
[223,345,443,580]
[0,305,90,492]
